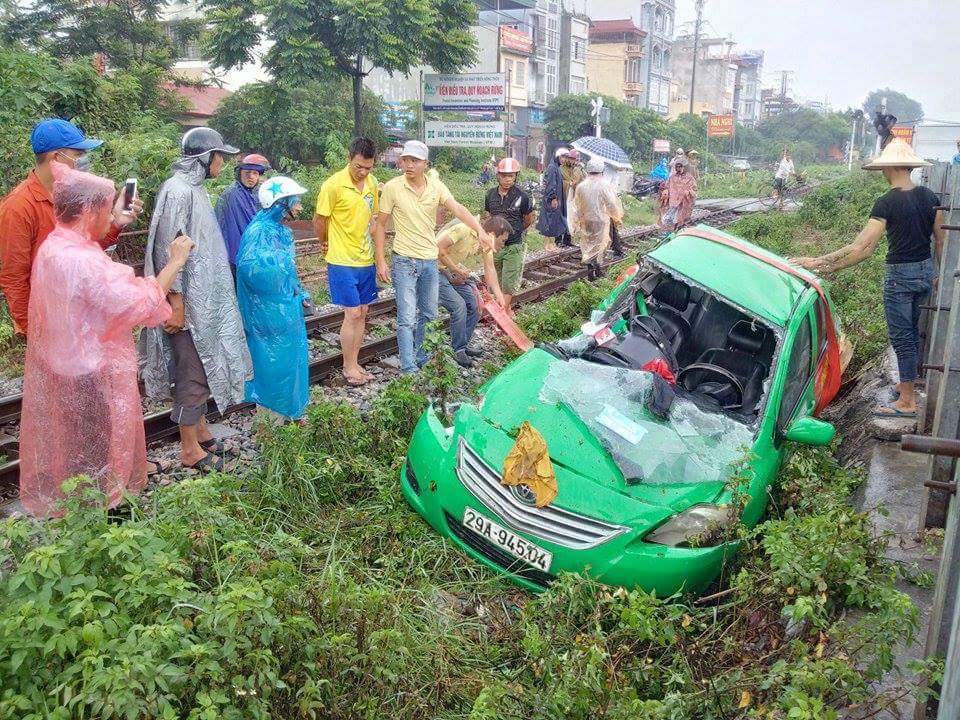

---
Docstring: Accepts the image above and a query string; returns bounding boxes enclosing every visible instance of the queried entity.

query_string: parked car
[401,225,847,595]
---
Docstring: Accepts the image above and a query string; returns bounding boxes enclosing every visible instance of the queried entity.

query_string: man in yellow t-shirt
[437,215,510,367]
[373,140,492,373]
[314,138,379,385]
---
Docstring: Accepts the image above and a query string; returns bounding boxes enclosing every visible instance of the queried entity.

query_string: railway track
[0,191,807,500]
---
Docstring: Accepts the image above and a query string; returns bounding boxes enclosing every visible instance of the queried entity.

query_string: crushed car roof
[648,226,814,326]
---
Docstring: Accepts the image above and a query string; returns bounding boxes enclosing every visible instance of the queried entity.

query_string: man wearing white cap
[792,139,946,419]
[373,140,492,373]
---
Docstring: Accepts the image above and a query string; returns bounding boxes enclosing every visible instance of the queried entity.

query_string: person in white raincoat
[572,159,623,281]
[141,128,252,472]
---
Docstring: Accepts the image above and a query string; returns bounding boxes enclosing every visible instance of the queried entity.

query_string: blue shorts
[327,263,378,307]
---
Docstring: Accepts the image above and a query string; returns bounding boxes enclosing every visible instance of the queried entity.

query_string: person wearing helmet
[315,137,380,386]
[572,159,623,280]
[686,149,701,182]
[235,176,311,422]
[537,147,570,253]
[141,126,252,472]
[484,156,534,313]
[215,152,270,282]
[0,118,144,335]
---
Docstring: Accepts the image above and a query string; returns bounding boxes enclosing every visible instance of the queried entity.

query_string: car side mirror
[784,416,835,446]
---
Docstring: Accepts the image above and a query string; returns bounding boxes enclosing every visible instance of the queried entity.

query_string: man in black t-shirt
[792,139,945,419]
[484,157,535,312]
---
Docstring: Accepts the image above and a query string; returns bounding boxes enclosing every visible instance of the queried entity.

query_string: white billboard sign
[423,73,506,111]
[425,121,506,148]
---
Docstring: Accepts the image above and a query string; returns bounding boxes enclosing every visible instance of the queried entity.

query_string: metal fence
[906,162,960,718]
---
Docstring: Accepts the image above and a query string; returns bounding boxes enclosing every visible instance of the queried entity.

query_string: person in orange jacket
[0,119,143,335]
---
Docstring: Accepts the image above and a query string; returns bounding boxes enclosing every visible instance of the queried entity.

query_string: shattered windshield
[538,359,754,485]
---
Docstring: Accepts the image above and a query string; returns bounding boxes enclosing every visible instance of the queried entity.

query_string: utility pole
[777,70,793,108]
[688,0,705,115]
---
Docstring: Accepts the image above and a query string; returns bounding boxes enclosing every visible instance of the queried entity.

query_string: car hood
[471,349,755,511]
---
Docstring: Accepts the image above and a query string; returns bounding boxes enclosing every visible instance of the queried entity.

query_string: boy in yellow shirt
[314,138,378,385]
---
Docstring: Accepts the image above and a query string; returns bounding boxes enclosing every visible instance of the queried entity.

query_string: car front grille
[456,438,628,550]
[445,511,556,587]
[404,460,420,495]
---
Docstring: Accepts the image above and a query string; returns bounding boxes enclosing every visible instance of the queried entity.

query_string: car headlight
[644,504,738,547]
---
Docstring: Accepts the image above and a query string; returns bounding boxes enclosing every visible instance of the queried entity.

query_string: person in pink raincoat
[658,157,698,232]
[19,164,195,516]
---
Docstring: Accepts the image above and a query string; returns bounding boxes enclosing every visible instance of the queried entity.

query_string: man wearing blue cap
[0,118,143,334]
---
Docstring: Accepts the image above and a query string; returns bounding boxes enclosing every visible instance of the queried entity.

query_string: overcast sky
[583,0,960,120]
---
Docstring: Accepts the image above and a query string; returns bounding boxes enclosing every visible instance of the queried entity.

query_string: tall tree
[862,88,923,125]
[2,0,200,72]
[202,0,479,135]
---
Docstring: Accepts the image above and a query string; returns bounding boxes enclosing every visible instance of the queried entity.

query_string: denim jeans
[438,274,479,351]
[883,258,935,383]
[392,255,439,373]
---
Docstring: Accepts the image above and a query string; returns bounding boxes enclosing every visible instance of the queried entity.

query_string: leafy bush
[211,81,387,170]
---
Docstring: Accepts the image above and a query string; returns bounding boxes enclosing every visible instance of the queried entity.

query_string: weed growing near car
[0,172,935,718]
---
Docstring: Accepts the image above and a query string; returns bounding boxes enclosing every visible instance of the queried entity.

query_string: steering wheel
[676,363,745,408]
[582,344,635,369]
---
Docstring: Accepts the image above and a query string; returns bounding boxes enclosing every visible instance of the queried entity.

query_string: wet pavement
[845,350,940,719]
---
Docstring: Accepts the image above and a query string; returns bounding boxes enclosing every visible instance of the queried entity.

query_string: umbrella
[571,137,632,169]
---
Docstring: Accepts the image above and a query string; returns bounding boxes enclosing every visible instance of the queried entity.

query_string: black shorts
[774,177,786,193]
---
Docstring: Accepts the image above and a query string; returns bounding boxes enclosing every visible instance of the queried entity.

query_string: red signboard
[891,125,914,146]
[707,114,735,138]
[500,26,533,54]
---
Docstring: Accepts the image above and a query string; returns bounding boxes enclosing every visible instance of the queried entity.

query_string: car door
[774,297,817,445]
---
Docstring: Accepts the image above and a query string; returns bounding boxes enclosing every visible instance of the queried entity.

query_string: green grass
[0,173,939,718]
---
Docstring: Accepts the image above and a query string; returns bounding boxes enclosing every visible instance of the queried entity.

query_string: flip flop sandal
[184,452,225,473]
[199,438,223,453]
[872,402,917,419]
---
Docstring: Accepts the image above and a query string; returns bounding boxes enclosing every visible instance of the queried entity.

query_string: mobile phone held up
[123,178,138,211]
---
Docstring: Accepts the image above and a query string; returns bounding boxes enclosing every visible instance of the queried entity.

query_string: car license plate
[461,507,552,572]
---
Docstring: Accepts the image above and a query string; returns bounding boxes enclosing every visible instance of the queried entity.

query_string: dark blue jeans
[438,274,479,351]
[883,258,935,383]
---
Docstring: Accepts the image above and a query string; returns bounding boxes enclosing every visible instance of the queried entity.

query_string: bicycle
[757,172,806,210]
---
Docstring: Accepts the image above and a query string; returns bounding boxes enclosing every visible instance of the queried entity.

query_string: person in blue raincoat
[537,148,570,249]
[215,153,270,281]
[650,157,670,182]
[235,175,311,421]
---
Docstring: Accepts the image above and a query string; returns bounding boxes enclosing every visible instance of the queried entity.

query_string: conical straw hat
[863,138,930,170]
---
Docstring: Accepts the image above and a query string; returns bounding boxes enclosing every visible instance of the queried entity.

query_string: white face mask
[56,151,91,172]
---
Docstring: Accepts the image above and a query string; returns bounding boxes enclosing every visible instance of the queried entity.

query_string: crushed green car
[401,225,846,595]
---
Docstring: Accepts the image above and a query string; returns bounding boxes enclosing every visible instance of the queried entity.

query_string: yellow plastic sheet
[501,422,558,507]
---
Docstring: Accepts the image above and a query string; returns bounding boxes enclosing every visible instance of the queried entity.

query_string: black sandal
[199,438,223,453]
[184,452,225,473]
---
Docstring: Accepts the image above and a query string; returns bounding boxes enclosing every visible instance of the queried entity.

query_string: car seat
[681,320,769,415]
[648,279,691,356]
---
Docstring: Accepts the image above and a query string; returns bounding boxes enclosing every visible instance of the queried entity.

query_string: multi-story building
[162,1,269,90]
[733,52,763,126]
[761,88,798,119]
[585,19,646,107]
[668,35,738,118]
[559,10,589,96]
[635,1,675,115]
